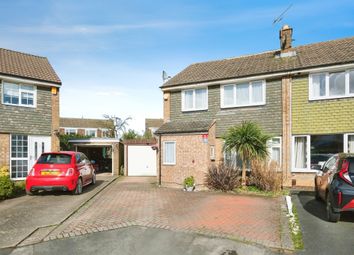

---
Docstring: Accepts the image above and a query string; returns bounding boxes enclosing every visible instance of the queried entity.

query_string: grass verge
[234,185,290,197]
[289,204,304,250]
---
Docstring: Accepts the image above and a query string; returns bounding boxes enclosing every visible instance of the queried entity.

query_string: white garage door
[128,145,157,176]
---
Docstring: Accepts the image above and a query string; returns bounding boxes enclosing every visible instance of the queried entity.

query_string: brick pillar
[0,134,10,168]
[163,92,170,123]
[282,76,292,187]
[51,87,60,151]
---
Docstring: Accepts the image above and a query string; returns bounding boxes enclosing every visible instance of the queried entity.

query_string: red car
[26,151,96,195]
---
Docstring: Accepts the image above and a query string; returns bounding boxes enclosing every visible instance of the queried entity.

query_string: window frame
[10,135,29,180]
[220,80,266,108]
[309,70,354,100]
[64,128,78,135]
[85,129,97,137]
[269,137,282,166]
[344,133,354,153]
[181,87,208,112]
[292,135,313,172]
[1,81,37,108]
[163,141,176,165]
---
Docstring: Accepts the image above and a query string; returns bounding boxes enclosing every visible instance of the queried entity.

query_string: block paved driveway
[48,177,284,249]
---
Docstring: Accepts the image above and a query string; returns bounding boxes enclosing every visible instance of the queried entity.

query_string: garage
[68,138,124,176]
[124,139,157,176]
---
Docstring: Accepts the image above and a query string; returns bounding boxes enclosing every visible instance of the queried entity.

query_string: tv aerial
[273,4,293,25]
[162,70,171,82]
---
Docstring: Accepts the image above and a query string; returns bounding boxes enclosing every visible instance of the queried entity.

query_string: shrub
[183,176,195,187]
[14,181,26,195]
[0,166,9,177]
[205,164,241,192]
[0,175,15,199]
[248,160,283,192]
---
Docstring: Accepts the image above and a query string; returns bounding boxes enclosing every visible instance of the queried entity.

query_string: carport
[69,138,124,176]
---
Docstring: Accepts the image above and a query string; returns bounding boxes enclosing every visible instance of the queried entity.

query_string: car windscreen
[37,154,72,164]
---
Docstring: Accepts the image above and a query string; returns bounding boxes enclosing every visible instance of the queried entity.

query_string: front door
[28,136,51,169]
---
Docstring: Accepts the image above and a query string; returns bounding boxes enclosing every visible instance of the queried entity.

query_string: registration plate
[41,170,60,176]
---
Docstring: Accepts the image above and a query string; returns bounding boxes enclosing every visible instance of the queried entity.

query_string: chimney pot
[279,24,293,51]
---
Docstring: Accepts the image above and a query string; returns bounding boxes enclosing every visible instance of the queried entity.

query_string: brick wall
[51,88,60,151]
[160,134,210,188]
[0,134,10,168]
[169,80,282,138]
[0,85,52,135]
[292,76,354,135]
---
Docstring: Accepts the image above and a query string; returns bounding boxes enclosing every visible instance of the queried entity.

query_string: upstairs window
[2,82,36,107]
[221,80,265,108]
[309,70,354,100]
[65,128,77,135]
[85,129,97,137]
[181,88,208,111]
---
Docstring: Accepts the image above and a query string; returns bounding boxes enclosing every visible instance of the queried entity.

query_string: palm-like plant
[223,121,271,186]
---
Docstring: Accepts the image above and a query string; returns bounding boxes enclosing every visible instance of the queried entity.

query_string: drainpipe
[158,134,162,186]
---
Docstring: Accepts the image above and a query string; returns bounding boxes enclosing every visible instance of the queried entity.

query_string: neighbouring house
[156,25,354,188]
[145,118,164,137]
[59,117,114,138]
[0,48,61,180]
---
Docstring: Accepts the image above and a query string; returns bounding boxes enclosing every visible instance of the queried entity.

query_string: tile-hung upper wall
[0,83,52,135]
[292,76,354,135]
[170,79,282,138]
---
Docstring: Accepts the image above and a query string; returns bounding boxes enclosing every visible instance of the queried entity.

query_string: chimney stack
[279,25,293,51]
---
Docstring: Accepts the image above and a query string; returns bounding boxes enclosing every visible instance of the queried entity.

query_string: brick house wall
[51,88,60,151]
[0,134,10,168]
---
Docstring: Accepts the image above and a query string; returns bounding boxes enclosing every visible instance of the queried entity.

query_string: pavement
[1,226,281,255]
[0,174,116,249]
[292,191,354,255]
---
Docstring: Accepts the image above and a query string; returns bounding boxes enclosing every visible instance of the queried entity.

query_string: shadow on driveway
[296,191,354,223]
[32,180,106,196]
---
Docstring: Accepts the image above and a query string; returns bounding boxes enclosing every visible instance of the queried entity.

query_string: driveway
[0,174,116,248]
[292,191,354,254]
[46,177,289,250]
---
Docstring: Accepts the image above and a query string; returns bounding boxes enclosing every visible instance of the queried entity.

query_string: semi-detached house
[0,48,61,180]
[156,25,354,188]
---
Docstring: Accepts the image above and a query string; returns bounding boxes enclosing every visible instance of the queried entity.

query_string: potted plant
[183,176,195,192]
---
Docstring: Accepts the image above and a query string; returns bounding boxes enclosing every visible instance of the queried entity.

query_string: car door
[318,156,338,199]
[81,153,93,185]
[75,153,85,180]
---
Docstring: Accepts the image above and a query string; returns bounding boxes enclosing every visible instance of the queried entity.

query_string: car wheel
[326,195,340,222]
[72,178,83,195]
[91,173,96,185]
[314,181,321,201]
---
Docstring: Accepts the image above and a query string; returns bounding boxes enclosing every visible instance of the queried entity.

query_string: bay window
[221,80,265,108]
[2,82,36,107]
[309,70,354,100]
[181,88,208,111]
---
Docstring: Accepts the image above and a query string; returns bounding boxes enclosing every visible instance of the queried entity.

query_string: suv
[26,151,96,195]
[314,153,354,222]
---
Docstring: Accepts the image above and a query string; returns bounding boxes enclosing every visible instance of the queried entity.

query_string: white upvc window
[85,129,97,137]
[2,82,36,107]
[163,141,176,165]
[10,135,29,179]
[65,128,78,135]
[309,70,354,100]
[221,80,266,108]
[269,137,281,165]
[181,88,208,111]
[344,133,354,153]
[292,135,311,172]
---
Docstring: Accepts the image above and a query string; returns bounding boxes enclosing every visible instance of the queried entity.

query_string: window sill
[181,108,208,113]
[2,103,36,108]
[291,169,319,173]
[309,94,354,101]
[221,102,266,109]
[163,163,176,166]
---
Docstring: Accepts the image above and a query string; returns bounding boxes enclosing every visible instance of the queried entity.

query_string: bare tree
[103,115,131,139]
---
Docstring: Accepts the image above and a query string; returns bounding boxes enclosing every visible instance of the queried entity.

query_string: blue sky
[0,0,353,132]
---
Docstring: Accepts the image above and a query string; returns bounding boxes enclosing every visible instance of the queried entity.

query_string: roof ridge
[294,35,354,50]
[0,48,47,59]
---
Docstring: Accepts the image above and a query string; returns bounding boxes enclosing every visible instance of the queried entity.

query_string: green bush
[205,164,241,192]
[14,181,26,195]
[0,176,15,200]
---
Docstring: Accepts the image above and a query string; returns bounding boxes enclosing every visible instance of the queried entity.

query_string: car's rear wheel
[72,178,83,195]
[326,195,340,222]
[91,172,96,185]
[314,180,321,201]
